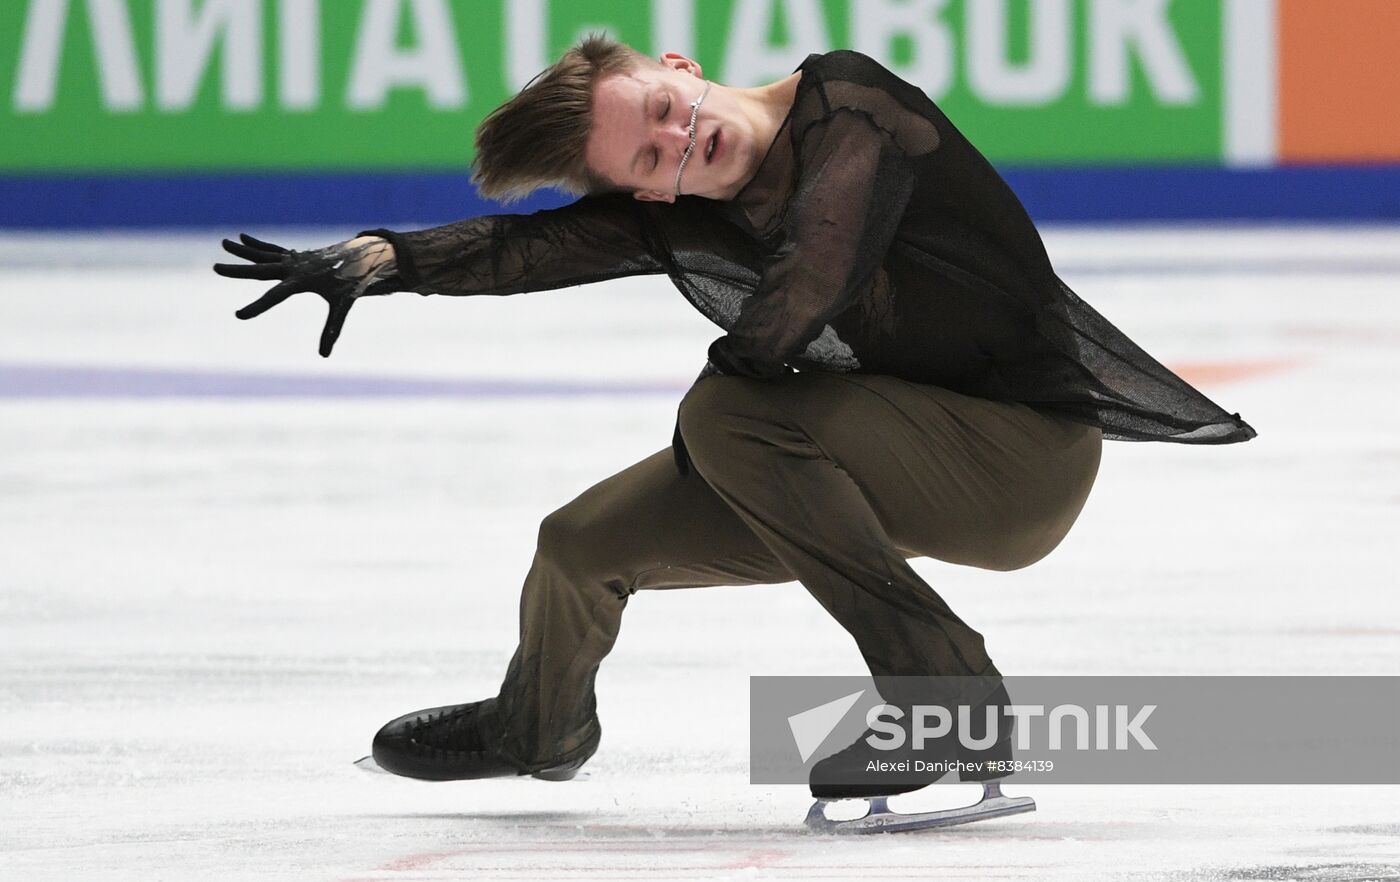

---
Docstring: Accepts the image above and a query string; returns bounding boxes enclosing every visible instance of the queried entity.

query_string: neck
[716,71,802,199]
[747,71,802,139]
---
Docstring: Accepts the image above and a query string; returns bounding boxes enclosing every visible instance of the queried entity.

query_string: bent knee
[536,506,577,559]
[535,505,603,571]
[676,375,781,458]
[677,377,730,455]
[677,375,735,432]
[987,429,1102,571]
[533,505,635,596]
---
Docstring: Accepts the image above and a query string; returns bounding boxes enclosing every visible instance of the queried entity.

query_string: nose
[660,116,694,155]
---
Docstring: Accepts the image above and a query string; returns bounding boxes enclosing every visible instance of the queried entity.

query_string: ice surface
[1,226,1397,881]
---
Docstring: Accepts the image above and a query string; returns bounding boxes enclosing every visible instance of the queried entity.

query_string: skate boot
[367,697,599,782]
[804,682,1034,833]
[808,717,958,800]
[955,681,1016,782]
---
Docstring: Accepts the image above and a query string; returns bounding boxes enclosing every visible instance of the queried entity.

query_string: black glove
[213,234,399,357]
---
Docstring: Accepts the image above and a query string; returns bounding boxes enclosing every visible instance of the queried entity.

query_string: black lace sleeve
[361,193,664,297]
[706,108,917,378]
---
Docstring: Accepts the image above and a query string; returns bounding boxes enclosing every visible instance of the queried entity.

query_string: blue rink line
[2,165,1398,227]
[0,363,688,400]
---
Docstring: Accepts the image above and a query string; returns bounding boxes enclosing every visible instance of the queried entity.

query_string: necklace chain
[674,80,712,197]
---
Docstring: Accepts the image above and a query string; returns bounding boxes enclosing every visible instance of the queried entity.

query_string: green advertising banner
[0,0,1224,171]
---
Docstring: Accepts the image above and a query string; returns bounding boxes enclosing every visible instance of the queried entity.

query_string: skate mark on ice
[1325,823,1400,837]
[1222,863,1400,881]
[336,839,804,881]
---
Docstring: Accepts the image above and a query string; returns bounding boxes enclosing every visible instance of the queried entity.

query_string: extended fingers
[238,233,290,254]
[235,279,302,319]
[213,260,287,281]
[318,297,354,358]
[221,238,284,264]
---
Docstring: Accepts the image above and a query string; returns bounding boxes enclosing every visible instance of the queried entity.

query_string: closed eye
[650,93,671,171]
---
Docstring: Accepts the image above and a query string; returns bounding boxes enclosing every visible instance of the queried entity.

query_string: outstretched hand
[213,234,398,357]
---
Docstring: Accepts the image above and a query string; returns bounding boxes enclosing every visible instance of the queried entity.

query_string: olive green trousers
[493,372,1103,767]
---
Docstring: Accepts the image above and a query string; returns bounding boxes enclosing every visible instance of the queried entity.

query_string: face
[584,54,763,203]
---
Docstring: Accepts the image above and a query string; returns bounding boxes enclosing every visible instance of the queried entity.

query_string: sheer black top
[366,50,1256,445]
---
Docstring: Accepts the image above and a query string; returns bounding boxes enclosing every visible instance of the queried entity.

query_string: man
[214,35,1254,817]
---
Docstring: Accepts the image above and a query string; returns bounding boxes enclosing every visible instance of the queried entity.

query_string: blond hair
[472,33,655,203]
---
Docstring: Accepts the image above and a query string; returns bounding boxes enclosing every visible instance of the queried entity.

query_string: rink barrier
[1,165,1398,228]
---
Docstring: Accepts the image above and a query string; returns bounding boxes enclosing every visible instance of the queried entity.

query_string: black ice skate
[355,698,599,782]
[805,683,1035,833]
[804,778,1035,834]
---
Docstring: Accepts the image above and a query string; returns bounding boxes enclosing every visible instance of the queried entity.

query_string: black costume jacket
[367,50,1256,446]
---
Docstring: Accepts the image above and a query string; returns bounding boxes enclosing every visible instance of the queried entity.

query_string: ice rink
[2,225,1398,881]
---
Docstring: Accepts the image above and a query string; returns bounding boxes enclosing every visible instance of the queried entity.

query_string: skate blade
[805,782,1035,834]
[354,755,388,774]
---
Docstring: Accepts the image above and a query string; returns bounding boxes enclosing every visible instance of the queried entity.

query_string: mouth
[705,128,721,164]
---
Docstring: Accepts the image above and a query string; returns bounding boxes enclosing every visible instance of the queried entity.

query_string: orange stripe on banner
[1169,358,1299,387]
[1278,0,1400,162]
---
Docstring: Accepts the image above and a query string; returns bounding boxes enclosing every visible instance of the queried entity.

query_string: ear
[658,52,703,80]
[633,189,676,204]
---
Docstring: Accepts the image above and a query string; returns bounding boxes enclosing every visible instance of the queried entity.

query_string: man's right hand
[213,234,398,357]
